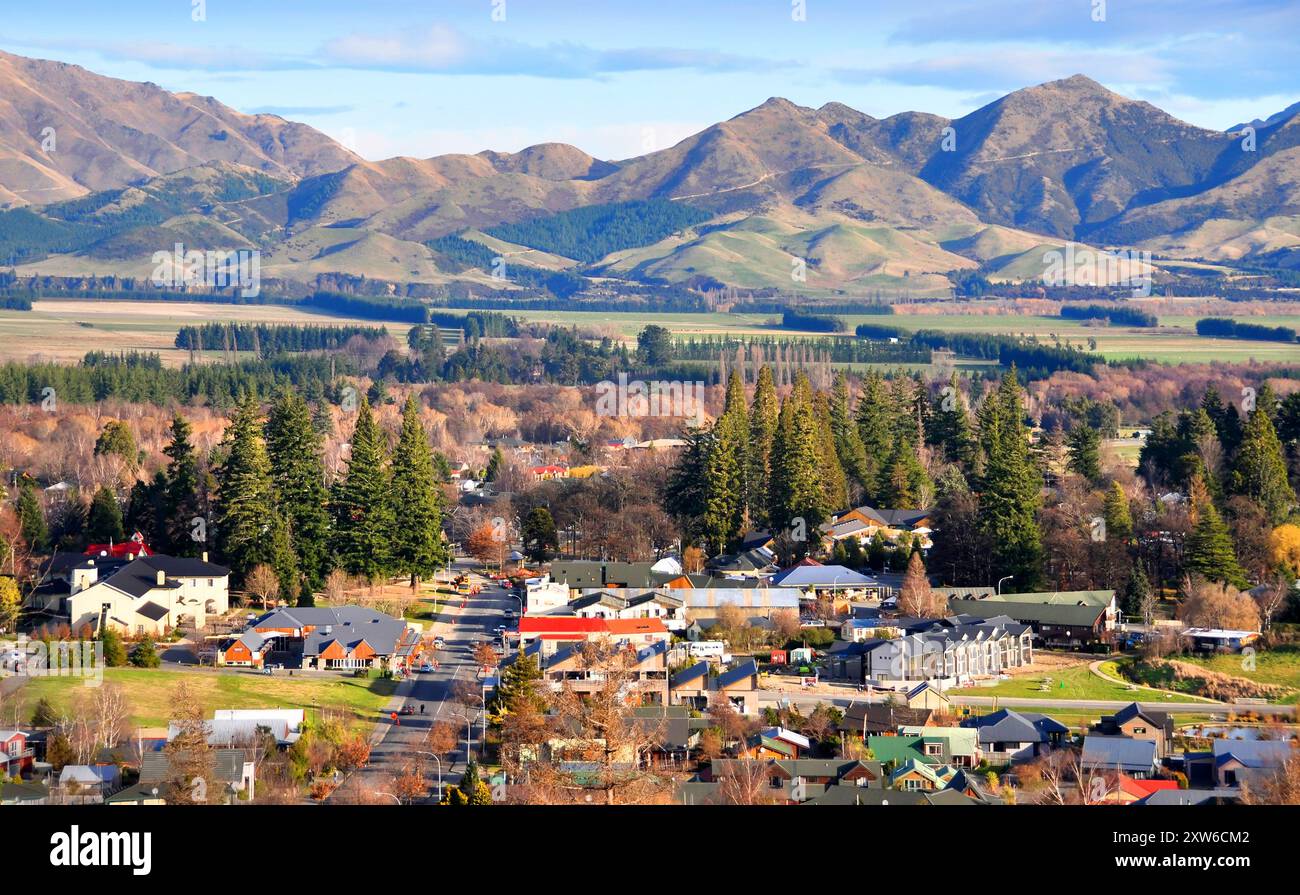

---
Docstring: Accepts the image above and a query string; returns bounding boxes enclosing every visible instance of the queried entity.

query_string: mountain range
[1,48,1298,297]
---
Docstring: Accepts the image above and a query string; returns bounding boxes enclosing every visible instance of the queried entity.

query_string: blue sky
[3,0,1297,161]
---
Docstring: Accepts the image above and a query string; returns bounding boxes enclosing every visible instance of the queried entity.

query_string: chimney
[156,569,166,587]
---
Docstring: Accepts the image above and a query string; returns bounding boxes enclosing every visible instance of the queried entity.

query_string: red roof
[517,617,667,636]
[1118,776,1180,798]
[85,533,151,559]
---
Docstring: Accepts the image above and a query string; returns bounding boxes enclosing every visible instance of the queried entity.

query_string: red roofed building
[1102,775,1181,804]
[515,615,669,655]
[85,531,151,559]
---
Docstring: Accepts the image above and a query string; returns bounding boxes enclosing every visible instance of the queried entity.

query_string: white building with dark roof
[65,553,229,636]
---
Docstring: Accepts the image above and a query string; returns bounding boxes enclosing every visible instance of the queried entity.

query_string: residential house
[824,506,933,551]
[540,638,669,705]
[702,758,883,803]
[218,605,422,671]
[889,759,962,792]
[1081,736,1160,779]
[949,597,1113,650]
[1100,776,1182,804]
[669,660,710,710]
[108,748,256,804]
[714,658,760,714]
[1181,628,1261,653]
[767,562,880,606]
[966,709,1069,763]
[739,727,812,760]
[57,764,122,802]
[1185,739,1294,789]
[1093,703,1175,758]
[567,589,686,629]
[514,616,670,657]
[65,553,230,636]
[0,729,35,778]
[861,616,1034,687]
[869,727,980,768]
[839,702,936,738]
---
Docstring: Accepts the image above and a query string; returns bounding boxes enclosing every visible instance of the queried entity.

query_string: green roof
[981,590,1113,607]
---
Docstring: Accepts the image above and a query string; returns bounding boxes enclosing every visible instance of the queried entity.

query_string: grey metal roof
[1081,736,1157,771]
[950,598,1107,627]
[968,709,1069,745]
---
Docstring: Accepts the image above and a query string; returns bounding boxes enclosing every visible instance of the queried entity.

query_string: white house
[66,554,230,636]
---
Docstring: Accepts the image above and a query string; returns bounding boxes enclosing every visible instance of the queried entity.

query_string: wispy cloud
[319,24,792,78]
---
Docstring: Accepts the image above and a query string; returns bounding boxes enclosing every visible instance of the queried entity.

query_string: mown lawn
[953,662,1185,703]
[17,667,397,727]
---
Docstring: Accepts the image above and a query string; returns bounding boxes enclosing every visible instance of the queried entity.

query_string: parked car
[419,663,434,673]
[432,636,446,649]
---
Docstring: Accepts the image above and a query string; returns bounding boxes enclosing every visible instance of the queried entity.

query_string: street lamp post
[415,751,443,803]
[997,575,1014,596]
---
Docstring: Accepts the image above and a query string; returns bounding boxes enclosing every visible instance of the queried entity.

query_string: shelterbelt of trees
[663,361,1300,629]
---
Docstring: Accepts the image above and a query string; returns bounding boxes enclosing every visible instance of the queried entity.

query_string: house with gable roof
[965,708,1069,763]
[218,605,421,672]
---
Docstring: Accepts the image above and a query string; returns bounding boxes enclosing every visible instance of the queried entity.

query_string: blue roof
[716,658,759,689]
[670,661,709,687]
[1212,739,1292,767]
[1082,736,1157,771]
[770,565,877,588]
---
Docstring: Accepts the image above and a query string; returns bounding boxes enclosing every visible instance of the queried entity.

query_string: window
[1133,726,1147,735]
[924,743,942,756]
[769,777,783,789]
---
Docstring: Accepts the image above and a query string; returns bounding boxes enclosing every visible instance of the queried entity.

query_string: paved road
[339,560,515,803]
[755,689,1297,718]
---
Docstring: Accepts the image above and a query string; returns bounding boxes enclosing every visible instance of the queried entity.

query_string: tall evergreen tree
[854,370,894,500]
[813,392,849,513]
[1231,399,1295,524]
[15,479,47,554]
[976,369,1043,590]
[663,427,710,546]
[746,366,780,528]
[829,372,869,499]
[1185,496,1249,590]
[769,377,828,544]
[930,373,977,467]
[215,398,295,587]
[1102,481,1133,542]
[331,399,394,580]
[702,376,749,553]
[389,396,449,587]
[265,391,333,591]
[162,416,204,556]
[86,486,125,544]
[1066,423,1103,483]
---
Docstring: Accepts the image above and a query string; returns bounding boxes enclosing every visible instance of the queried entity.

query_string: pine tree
[813,393,849,513]
[976,369,1043,590]
[389,396,449,587]
[521,507,558,563]
[1185,498,1249,590]
[265,391,333,591]
[1231,400,1295,524]
[746,365,780,528]
[484,446,505,483]
[1067,423,1103,483]
[332,399,394,581]
[15,479,48,553]
[701,375,749,553]
[930,373,977,467]
[215,397,293,586]
[1102,481,1133,542]
[769,378,828,543]
[1122,564,1153,623]
[86,486,125,544]
[854,370,894,500]
[664,427,710,545]
[162,416,204,556]
[829,372,869,500]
